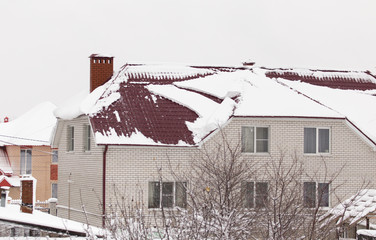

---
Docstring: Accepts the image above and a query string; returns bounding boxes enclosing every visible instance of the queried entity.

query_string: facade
[53,55,376,227]
[5,145,58,202]
[0,102,58,203]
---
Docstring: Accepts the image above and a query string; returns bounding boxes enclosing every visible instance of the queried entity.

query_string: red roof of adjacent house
[264,68,376,90]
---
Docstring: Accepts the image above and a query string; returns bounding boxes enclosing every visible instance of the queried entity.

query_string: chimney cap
[89,53,114,59]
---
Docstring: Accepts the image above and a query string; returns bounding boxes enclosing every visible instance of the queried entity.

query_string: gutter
[102,145,108,228]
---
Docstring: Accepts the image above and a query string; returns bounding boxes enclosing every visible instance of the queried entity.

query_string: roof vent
[242,60,255,66]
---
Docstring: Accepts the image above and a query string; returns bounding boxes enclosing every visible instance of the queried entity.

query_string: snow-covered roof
[322,189,376,227]
[0,147,12,176]
[0,102,57,146]
[0,204,103,236]
[55,63,376,147]
[0,175,20,187]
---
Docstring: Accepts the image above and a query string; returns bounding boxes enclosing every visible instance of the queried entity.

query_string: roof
[0,204,103,237]
[321,189,376,227]
[0,147,12,176]
[55,63,376,147]
[0,175,19,187]
[0,102,57,146]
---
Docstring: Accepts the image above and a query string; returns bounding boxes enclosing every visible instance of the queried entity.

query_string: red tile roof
[90,64,240,145]
[264,68,376,90]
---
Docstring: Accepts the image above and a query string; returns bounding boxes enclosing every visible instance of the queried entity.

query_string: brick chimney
[89,54,114,92]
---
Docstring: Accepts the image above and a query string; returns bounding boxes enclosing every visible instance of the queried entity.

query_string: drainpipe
[102,145,108,228]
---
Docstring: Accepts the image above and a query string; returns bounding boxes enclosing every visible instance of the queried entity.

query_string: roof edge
[345,118,376,150]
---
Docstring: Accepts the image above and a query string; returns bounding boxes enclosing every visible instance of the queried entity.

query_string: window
[148,181,187,208]
[20,149,32,175]
[67,126,74,151]
[304,127,330,154]
[51,183,58,198]
[52,150,58,163]
[242,181,268,208]
[303,182,329,207]
[241,126,269,153]
[84,125,91,151]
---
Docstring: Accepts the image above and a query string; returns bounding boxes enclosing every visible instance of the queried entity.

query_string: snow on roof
[278,78,376,144]
[56,63,376,147]
[357,229,376,237]
[0,148,12,175]
[322,189,376,227]
[0,204,103,236]
[0,175,20,187]
[89,53,114,58]
[0,102,57,146]
[265,68,376,90]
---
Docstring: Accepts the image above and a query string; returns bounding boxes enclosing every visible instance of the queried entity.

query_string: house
[0,102,58,203]
[53,54,376,228]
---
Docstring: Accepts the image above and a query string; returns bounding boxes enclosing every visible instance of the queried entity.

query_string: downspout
[102,145,108,228]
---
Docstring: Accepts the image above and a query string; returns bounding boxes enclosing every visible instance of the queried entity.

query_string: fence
[10,199,50,213]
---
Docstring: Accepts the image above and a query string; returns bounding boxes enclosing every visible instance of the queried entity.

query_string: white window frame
[303,182,330,208]
[304,127,331,154]
[20,149,32,175]
[148,181,187,209]
[241,126,270,154]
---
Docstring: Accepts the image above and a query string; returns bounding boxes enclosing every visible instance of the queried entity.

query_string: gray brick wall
[57,116,376,226]
[56,116,104,226]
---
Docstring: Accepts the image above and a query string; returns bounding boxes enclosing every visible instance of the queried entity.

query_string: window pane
[162,182,174,208]
[318,183,329,207]
[318,129,330,153]
[255,182,268,208]
[241,127,254,153]
[175,182,187,208]
[20,150,25,175]
[304,182,316,208]
[68,126,74,151]
[148,182,160,208]
[52,183,58,198]
[304,128,316,153]
[242,182,254,208]
[52,150,58,163]
[84,125,91,151]
[256,127,268,139]
[26,150,32,174]
[256,128,268,153]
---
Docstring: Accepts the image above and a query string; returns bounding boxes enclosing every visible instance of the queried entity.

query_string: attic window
[108,59,111,64]
[93,59,96,63]
[98,59,101,63]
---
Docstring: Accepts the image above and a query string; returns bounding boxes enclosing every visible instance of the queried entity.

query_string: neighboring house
[53,54,376,227]
[0,102,58,202]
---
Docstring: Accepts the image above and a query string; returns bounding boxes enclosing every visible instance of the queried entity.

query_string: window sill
[242,152,270,156]
[303,153,331,157]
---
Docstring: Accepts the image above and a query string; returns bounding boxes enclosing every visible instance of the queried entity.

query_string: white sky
[0,0,375,119]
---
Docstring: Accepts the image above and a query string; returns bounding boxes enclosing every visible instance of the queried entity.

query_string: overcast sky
[0,0,375,119]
